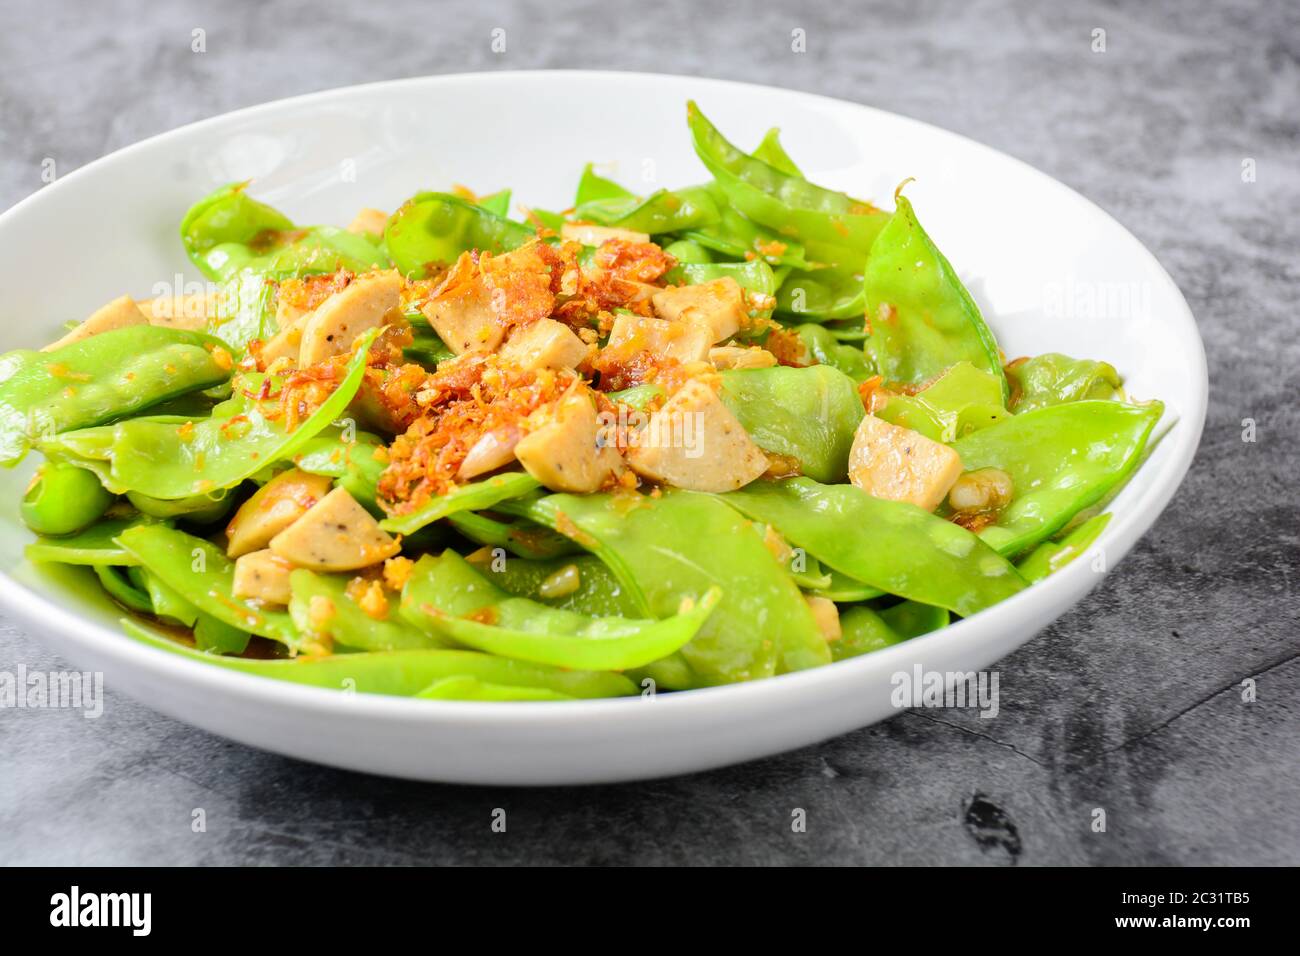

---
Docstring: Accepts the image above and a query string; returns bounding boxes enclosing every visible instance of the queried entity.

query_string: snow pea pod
[776,265,864,320]
[751,128,804,178]
[294,429,388,514]
[574,163,635,205]
[791,324,874,383]
[384,192,534,278]
[0,326,232,466]
[1017,513,1112,583]
[126,489,232,524]
[415,675,575,701]
[94,565,153,613]
[116,524,302,651]
[25,515,160,566]
[1006,352,1122,413]
[119,618,637,698]
[719,365,864,483]
[400,551,721,671]
[289,570,444,652]
[951,400,1162,556]
[404,328,456,368]
[192,614,253,655]
[447,511,580,560]
[682,199,812,268]
[505,491,831,685]
[864,195,1006,397]
[44,328,378,499]
[207,270,278,352]
[661,239,713,264]
[379,472,542,535]
[810,570,884,603]
[133,568,250,654]
[875,361,1008,442]
[575,185,720,235]
[180,182,294,280]
[717,478,1026,617]
[834,602,949,661]
[181,184,387,283]
[140,568,198,626]
[477,189,512,217]
[252,228,388,279]
[606,383,664,411]
[687,102,889,255]
[468,551,643,617]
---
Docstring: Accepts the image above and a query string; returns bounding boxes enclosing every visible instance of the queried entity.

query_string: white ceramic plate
[0,72,1205,784]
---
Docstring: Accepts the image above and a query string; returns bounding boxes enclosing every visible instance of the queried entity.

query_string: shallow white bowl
[0,71,1205,784]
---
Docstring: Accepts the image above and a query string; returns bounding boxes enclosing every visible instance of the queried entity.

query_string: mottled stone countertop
[1,0,1295,865]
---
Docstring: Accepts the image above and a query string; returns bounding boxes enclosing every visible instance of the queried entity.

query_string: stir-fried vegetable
[5,100,1167,702]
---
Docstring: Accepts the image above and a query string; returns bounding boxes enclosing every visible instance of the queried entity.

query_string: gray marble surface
[1,0,1296,866]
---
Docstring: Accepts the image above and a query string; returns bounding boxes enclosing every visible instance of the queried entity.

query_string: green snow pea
[661,239,714,264]
[0,326,232,466]
[776,265,865,320]
[574,185,720,235]
[446,511,580,560]
[477,188,512,218]
[467,551,643,617]
[415,675,575,701]
[288,570,443,652]
[820,320,869,343]
[791,324,873,383]
[206,270,278,352]
[293,429,388,514]
[951,400,1162,556]
[140,568,198,626]
[251,228,387,279]
[180,182,294,280]
[1007,352,1122,413]
[379,472,542,535]
[574,164,635,205]
[863,195,1006,397]
[505,491,831,685]
[192,613,253,655]
[25,515,160,566]
[751,127,804,178]
[21,461,114,535]
[682,199,812,268]
[94,565,153,613]
[767,543,832,590]
[719,365,864,483]
[606,383,664,411]
[400,551,721,671]
[526,207,567,233]
[116,524,301,651]
[181,184,387,283]
[717,478,1026,616]
[687,102,889,256]
[126,489,232,524]
[120,619,637,698]
[833,602,950,662]
[384,192,534,278]
[875,361,1008,442]
[810,570,884,603]
[137,569,247,653]
[1017,513,1112,583]
[404,328,456,368]
[44,329,378,499]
